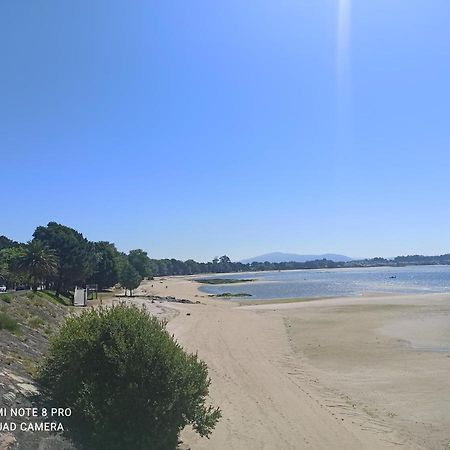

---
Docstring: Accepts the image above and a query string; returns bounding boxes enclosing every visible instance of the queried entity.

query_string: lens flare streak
[337,0,352,93]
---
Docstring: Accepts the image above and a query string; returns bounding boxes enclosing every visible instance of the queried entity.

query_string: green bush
[37,304,221,450]
[0,312,19,333]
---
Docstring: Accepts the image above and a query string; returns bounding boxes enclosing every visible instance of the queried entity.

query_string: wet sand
[271,294,450,449]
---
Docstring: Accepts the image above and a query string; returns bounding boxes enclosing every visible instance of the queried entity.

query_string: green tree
[0,236,18,251]
[33,222,94,295]
[218,255,232,272]
[184,259,199,275]
[0,246,27,289]
[0,259,9,285]
[15,240,59,292]
[37,305,221,450]
[128,249,152,278]
[89,242,121,290]
[119,261,142,296]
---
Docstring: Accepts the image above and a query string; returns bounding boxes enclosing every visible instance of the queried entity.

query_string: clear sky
[1,1,450,261]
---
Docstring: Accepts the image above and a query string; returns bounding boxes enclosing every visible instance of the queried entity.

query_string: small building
[74,287,87,307]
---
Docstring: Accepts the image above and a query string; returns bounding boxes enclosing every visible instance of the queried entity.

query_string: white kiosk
[74,287,87,307]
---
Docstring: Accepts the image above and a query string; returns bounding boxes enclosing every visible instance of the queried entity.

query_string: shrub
[37,304,221,450]
[0,312,19,333]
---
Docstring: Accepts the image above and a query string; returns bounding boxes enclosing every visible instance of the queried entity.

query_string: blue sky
[1,1,450,261]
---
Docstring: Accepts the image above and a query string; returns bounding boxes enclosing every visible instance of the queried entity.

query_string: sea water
[198,265,450,300]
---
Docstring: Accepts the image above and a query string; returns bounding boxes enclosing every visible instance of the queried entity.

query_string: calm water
[198,265,450,300]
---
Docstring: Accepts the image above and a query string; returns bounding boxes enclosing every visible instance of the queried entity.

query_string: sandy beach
[133,277,450,450]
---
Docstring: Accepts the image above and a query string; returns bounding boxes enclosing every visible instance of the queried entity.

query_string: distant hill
[241,252,353,264]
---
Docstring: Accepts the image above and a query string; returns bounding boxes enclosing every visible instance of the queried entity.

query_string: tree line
[2,222,450,295]
[130,253,450,276]
[0,223,148,296]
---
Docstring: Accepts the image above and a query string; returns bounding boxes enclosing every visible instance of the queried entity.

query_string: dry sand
[134,278,450,450]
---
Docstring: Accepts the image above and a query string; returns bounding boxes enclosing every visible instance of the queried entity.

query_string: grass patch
[17,290,73,307]
[22,358,37,377]
[1,293,12,303]
[27,316,46,329]
[28,294,48,307]
[0,312,20,333]
[39,290,72,306]
[195,278,255,285]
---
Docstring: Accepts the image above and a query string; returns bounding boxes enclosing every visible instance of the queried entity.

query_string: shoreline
[154,263,450,282]
[186,267,450,303]
[132,276,450,449]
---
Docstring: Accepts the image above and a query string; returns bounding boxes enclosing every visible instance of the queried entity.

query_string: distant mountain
[241,252,353,264]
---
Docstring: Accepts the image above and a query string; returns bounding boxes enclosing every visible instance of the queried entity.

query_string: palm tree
[16,240,59,292]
